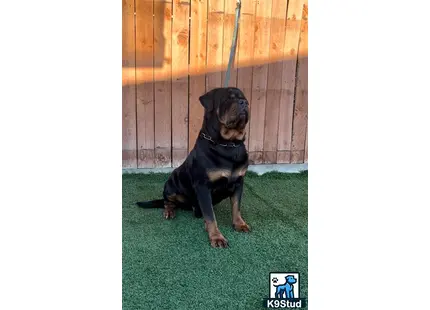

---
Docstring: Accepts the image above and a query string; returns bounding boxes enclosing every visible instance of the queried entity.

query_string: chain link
[200,132,240,148]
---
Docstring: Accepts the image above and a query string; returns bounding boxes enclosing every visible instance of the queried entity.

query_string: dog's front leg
[195,185,228,248]
[230,179,250,232]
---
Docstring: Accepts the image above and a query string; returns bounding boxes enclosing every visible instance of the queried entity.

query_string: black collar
[199,132,242,148]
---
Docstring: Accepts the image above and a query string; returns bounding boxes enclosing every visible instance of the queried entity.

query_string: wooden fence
[122,0,308,168]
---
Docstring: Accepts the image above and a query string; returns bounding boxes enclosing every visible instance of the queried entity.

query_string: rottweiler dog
[136,87,250,248]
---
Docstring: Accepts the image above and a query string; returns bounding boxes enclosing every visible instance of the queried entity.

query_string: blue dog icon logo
[265,272,306,308]
[273,275,297,299]
[269,272,300,300]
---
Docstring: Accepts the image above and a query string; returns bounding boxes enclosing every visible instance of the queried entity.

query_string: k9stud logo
[263,272,307,309]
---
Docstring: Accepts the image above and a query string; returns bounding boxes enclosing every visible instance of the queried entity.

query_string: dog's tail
[136,199,164,208]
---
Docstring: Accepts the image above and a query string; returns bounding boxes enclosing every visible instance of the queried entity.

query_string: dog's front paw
[209,233,229,248]
[233,218,251,232]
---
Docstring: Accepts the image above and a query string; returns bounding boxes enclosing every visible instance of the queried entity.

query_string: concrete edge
[122,163,307,176]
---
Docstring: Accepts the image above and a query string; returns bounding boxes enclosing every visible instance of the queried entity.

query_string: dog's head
[286,275,297,284]
[199,87,249,141]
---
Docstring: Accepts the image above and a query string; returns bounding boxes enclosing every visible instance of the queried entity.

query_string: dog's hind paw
[163,208,176,219]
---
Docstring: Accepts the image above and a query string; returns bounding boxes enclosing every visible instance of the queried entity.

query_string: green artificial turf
[123,171,308,310]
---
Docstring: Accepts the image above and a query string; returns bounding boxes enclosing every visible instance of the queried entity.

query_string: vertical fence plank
[248,0,272,164]
[188,0,208,151]
[206,0,225,91]
[276,0,305,163]
[136,0,155,168]
[172,0,190,167]
[122,0,137,168]
[291,2,308,163]
[304,125,308,162]
[154,0,173,167]
[237,0,257,151]
[221,0,238,87]
[262,0,288,164]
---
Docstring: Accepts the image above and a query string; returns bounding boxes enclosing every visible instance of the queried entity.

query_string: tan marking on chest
[207,169,232,182]
[220,125,246,141]
[232,166,248,178]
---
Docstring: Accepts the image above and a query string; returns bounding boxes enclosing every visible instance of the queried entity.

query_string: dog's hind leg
[163,194,184,219]
[163,201,176,219]
[283,289,288,299]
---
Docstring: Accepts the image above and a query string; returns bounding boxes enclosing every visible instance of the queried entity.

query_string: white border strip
[122,163,308,175]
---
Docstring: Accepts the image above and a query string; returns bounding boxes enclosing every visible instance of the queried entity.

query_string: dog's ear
[199,89,218,112]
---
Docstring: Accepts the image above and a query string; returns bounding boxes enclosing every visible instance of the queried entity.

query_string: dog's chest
[206,165,247,185]
[201,143,248,187]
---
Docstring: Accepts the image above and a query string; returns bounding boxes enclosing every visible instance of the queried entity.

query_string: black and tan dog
[136,87,250,248]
